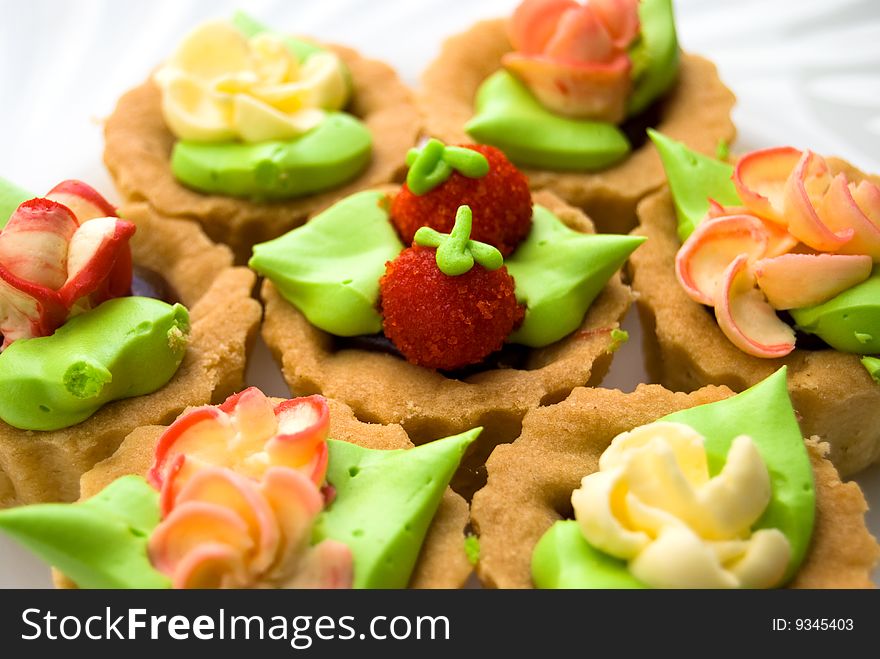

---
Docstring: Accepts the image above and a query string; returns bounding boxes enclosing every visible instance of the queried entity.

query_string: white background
[0,0,878,587]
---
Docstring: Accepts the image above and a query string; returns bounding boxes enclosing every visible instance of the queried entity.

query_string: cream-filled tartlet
[0,177,260,506]
[104,11,420,261]
[249,140,643,497]
[420,0,735,234]
[471,369,878,588]
[0,389,477,589]
[629,132,880,476]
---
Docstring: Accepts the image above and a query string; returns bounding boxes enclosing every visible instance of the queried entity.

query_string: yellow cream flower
[154,20,349,143]
[572,421,791,589]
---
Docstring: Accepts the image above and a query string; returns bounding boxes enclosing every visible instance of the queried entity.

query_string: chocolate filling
[620,95,665,151]
[333,333,533,381]
[132,265,181,305]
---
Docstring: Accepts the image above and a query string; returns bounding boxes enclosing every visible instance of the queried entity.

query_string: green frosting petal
[532,521,644,589]
[316,429,480,589]
[170,113,372,201]
[627,0,680,116]
[532,367,815,588]
[465,71,631,171]
[649,129,741,241]
[0,476,170,589]
[861,356,880,384]
[0,297,190,431]
[791,267,880,354]
[506,205,645,347]
[0,176,33,229]
[249,190,403,336]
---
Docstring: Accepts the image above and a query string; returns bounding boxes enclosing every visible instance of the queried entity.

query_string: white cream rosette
[572,421,791,589]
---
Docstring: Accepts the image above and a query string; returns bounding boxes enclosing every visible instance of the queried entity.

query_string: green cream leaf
[465,71,630,171]
[0,476,169,589]
[627,0,680,116]
[506,206,645,347]
[315,429,480,589]
[648,129,741,241]
[791,266,880,354]
[532,520,644,589]
[171,113,371,200]
[250,190,403,336]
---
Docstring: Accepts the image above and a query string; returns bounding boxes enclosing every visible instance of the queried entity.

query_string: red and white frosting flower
[503,0,640,122]
[148,388,353,589]
[0,180,134,349]
[675,148,879,358]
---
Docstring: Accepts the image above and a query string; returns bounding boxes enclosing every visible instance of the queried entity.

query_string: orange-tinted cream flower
[502,0,640,122]
[675,147,879,358]
[148,388,352,589]
[150,387,331,515]
[149,465,352,589]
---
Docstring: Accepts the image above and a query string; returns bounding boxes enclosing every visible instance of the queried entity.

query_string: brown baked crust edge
[629,181,880,477]
[54,398,471,589]
[471,385,879,589]
[0,205,261,507]
[419,18,736,234]
[260,188,636,498]
[104,42,420,262]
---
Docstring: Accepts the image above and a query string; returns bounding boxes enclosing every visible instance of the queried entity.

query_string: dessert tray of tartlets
[0,0,877,589]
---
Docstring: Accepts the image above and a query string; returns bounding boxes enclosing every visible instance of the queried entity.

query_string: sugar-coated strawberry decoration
[150,387,331,514]
[391,140,532,256]
[0,181,134,350]
[147,388,353,589]
[676,147,879,358]
[380,205,524,370]
[502,0,640,122]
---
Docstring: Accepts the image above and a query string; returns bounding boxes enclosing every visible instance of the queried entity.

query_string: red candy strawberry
[380,205,524,370]
[390,139,532,256]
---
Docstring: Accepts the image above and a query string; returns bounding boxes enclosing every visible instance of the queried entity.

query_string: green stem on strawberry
[414,205,503,276]
[405,139,489,195]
